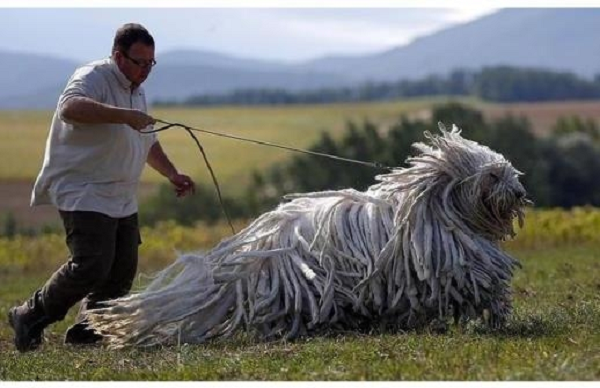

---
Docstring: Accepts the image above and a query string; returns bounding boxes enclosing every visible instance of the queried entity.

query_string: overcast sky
[0,7,501,63]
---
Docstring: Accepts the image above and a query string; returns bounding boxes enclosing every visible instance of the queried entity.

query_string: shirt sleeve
[57,65,106,116]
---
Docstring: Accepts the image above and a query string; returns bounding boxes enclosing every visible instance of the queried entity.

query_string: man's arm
[147,141,195,197]
[60,96,154,131]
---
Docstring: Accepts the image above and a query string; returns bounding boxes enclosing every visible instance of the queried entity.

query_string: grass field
[0,98,452,187]
[4,97,600,231]
[0,209,599,380]
[4,98,600,187]
[0,97,451,230]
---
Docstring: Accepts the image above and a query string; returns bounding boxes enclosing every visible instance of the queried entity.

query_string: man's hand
[147,142,193,197]
[125,109,155,131]
[169,173,196,197]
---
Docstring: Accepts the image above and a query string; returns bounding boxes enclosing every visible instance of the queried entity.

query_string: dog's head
[426,124,530,240]
[370,124,528,326]
[377,123,530,241]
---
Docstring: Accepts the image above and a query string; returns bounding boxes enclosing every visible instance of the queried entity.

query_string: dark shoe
[7,304,50,352]
[64,321,103,345]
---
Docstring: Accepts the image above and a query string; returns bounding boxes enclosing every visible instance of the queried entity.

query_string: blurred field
[475,99,600,137]
[0,97,445,229]
[3,97,600,230]
[4,98,600,184]
[0,98,448,185]
[0,208,598,380]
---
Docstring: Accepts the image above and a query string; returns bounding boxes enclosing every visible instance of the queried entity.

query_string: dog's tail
[85,207,326,348]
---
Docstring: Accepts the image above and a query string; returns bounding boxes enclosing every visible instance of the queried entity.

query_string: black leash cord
[140,119,393,235]
[142,122,236,234]
[146,119,393,171]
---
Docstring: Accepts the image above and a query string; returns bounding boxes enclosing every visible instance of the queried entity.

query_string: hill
[2,9,600,108]
[300,8,600,81]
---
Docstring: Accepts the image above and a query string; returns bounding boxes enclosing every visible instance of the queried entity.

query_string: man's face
[115,42,155,87]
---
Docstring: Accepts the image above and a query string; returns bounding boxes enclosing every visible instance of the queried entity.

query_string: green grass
[2,97,600,380]
[0,218,599,380]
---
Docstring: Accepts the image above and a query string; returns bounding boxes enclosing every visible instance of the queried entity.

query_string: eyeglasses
[121,51,157,69]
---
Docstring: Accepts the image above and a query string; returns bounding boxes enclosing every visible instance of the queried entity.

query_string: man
[7,23,195,352]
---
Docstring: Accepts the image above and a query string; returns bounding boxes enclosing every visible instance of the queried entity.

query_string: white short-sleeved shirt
[31,58,157,218]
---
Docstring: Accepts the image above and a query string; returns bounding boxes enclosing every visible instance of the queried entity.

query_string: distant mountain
[144,62,351,102]
[0,51,77,109]
[2,8,600,109]
[147,49,352,101]
[157,49,287,72]
[298,8,600,81]
[0,84,65,110]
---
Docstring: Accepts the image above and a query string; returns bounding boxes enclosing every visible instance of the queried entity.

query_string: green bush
[139,183,250,227]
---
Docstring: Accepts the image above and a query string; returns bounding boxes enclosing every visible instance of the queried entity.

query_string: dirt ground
[482,100,600,136]
[0,180,158,231]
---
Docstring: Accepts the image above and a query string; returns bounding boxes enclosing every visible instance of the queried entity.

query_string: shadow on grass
[122,318,558,354]
[107,305,586,354]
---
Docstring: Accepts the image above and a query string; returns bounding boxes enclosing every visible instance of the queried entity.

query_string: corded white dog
[87,124,529,348]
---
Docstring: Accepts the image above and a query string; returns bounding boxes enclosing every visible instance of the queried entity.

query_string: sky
[0,6,500,63]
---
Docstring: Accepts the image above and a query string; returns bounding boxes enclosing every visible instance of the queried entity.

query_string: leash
[147,119,393,170]
[141,119,393,234]
[141,120,236,234]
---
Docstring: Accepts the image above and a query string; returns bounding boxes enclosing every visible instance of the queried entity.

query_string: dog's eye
[490,173,500,182]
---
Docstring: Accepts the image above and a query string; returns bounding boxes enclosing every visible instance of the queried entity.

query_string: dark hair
[112,23,154,53]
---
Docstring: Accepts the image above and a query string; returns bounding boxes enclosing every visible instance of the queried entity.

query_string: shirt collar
[109,57,136,91]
